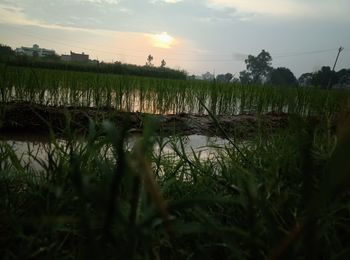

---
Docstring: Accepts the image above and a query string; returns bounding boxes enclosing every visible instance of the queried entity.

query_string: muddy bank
[0,102,305,137]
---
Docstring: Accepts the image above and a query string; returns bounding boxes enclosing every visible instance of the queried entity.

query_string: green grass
[1,112,350,259]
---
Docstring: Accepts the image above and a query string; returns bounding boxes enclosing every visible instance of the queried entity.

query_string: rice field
[1,64,350,259]
[1,65,347,116]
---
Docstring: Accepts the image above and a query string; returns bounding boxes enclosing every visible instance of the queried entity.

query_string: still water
[0,133,230,171]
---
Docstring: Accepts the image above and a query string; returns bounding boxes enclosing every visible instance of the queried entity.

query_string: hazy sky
[1,0,349,77]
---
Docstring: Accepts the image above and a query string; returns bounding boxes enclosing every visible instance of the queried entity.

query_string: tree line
[0,44,187,80]
[203,50,349,89]
[1,44,349,87]
[238,49,349,88]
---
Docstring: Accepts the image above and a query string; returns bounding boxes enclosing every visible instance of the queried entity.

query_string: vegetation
[237,50,349,89]
[0,65,347,116]
[269,67,298,86]
[299,66,350,89]
[1,60,350,259]
[5,57,186,80]
[0,44,186,80]
[1,100,350,259]
[0,44,16,61]
[239,50,273,84]
[216,73,233,83]
[2,43,349,88]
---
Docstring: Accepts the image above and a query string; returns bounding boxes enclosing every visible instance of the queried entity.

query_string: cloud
[0,2,185,54]
[119,8,133,14]
[0,3,112,36]
[0,4,42,27]
[206,0,350,20]
[150,0,183,4]
[207,0,307,16]
[76,0,119,4]
[163,0,183,2]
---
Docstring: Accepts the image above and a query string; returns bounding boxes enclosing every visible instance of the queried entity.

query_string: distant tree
[231,77,240,84]
[245,49,273,84]
[225,73,233,82]
[298,73,313,86]
[146,54,154,66]
[216,74,225,82]
[312,66,336,88]
[216,74,225,83]
[187,74,196,80]
[202,71,214,81]
[268,67,297,86]
[41,53,60,62]
[0,44,15,61]
[216,73,233,83]
[32,51,39,58]
[239,70,252,85]
[298,68,350,88]
[335,69,350,86]
[160,59,166,68]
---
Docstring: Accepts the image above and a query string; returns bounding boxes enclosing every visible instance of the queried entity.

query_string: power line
[273,48,338,58]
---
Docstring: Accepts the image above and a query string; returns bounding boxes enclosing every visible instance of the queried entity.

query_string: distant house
[70,51,89,62]
[15,44,55,57]
[61,51,89,63]
[61,54,71,62]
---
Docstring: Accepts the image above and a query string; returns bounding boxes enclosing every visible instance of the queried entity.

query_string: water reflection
[0,133,230,171]
[6,86,287,115]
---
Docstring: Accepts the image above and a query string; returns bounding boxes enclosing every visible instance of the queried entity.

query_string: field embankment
[0,101,293,137]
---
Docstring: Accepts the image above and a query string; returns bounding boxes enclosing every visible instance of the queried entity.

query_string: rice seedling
[1,65,348,117]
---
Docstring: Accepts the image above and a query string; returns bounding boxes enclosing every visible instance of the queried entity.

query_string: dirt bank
[0,102,306,137]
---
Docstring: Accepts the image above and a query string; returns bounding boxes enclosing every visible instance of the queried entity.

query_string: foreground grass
[1,112,350,259]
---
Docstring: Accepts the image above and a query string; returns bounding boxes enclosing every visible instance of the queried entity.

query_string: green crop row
[1,65,348,116]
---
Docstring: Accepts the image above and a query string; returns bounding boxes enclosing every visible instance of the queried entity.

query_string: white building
[15,44,56,57]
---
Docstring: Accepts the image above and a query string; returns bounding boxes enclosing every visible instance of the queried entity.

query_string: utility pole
[327,46,344,89]
[332,47,344,71]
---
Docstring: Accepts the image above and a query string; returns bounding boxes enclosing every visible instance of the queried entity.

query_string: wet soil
[0,102,310,137]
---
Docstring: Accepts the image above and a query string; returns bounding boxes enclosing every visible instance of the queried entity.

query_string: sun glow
[151,32,175,49]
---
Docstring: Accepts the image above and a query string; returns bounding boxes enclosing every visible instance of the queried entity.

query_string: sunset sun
[152,32,175,49]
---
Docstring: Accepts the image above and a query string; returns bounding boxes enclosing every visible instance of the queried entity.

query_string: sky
[0,0,350,77]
